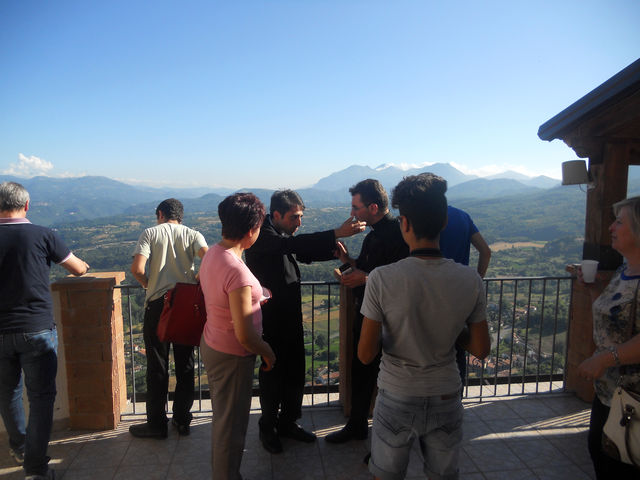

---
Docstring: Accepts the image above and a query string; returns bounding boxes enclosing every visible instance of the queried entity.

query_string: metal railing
[463,276,573,399]
[118,275,573,415]
[117,281,343,415]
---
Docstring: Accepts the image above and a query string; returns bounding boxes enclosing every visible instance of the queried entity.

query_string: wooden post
[338,285,355,416]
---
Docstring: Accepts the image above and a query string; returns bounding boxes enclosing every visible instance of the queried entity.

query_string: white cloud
[2,153,54,177]
[376,161,435,171]
[57,171,87,178]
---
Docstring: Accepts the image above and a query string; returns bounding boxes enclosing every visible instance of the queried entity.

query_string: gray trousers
[201,341,256,480]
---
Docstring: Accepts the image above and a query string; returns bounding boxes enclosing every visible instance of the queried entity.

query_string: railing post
[51,272,127,430]
[338,285,356,415]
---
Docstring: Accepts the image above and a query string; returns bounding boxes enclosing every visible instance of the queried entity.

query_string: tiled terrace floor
[0,392,594,480]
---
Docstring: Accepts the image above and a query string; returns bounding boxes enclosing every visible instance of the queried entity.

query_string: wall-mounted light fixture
[561,159,594,190]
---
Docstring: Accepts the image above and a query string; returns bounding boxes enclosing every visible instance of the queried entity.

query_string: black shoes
[171,418,190,436]
[259,427,283,454]
[324,423,368,443]
[129,422,168,439]
[278,422,317,443]
[259,421,316,453]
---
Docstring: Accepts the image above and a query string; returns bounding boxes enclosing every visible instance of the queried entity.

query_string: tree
[315,333,327,349]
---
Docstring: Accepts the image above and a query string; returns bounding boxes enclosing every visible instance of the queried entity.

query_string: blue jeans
[370,389,464,480]
[0,328,58,476]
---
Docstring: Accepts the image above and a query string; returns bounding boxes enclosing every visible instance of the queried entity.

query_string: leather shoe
[129,422,168,439]
[325,424,368,443]
[259,427,283,454]
[278,422,316,443]
[171,418,190,436]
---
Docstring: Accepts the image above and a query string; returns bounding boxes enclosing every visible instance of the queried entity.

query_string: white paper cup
[581,260,599,283]
[260,287,272,303]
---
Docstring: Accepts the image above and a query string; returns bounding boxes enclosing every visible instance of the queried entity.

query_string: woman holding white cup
[577,196,640,479]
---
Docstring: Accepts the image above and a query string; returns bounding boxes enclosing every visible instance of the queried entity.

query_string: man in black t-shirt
[0,182,88,479]
[326,179,409,444]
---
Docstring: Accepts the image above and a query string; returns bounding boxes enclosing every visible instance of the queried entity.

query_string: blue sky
[1,1,639,189]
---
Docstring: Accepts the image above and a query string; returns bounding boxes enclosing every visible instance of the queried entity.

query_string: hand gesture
[334,241,350,263]
[335,217,366,239]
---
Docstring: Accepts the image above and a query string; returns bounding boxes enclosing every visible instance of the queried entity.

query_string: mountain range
[6,163,640,230]
[1,163,565,226]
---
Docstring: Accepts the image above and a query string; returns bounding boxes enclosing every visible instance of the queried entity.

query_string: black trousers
[142,297,195,426]
[588,395,639,479]
[348,313,380,427]
[258,322,306,430]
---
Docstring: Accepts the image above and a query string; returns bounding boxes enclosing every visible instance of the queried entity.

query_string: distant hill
[486,171,559,189]
[523,175,560,189]
[454,184,586,244]
[0,175,222,225]
[448,178,542,200]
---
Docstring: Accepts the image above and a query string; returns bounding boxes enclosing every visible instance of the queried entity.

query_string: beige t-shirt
[133,223,207,304]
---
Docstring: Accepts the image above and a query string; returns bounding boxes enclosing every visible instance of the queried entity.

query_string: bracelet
[608,345,621,367]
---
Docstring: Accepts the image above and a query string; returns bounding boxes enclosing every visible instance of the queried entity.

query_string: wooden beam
[583,143,629,269]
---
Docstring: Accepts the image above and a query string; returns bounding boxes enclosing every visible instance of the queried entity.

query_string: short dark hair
[156,198,184,223]
[0,181,30,212]
[391,173,448,240]
[219,193,266,241]
[270,189,305,216]
[349,179,388,211]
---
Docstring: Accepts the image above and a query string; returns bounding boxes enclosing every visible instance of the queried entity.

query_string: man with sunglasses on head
[326,179,409,444]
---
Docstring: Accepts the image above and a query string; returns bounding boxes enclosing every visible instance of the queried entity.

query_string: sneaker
[9,448,24,465]
[171,417,190,436]
[25,469,55,480]
[129,422,168,439]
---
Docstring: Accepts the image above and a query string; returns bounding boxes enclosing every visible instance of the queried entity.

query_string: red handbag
[157,282,206,346]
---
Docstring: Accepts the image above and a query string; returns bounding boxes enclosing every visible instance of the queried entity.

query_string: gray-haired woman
[577,196,640,479]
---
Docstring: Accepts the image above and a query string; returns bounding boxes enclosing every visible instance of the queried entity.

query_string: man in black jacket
[326,179,409,444]
[245,189,365,454]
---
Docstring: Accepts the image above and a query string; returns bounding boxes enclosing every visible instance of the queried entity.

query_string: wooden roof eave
[537,58,640,154]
